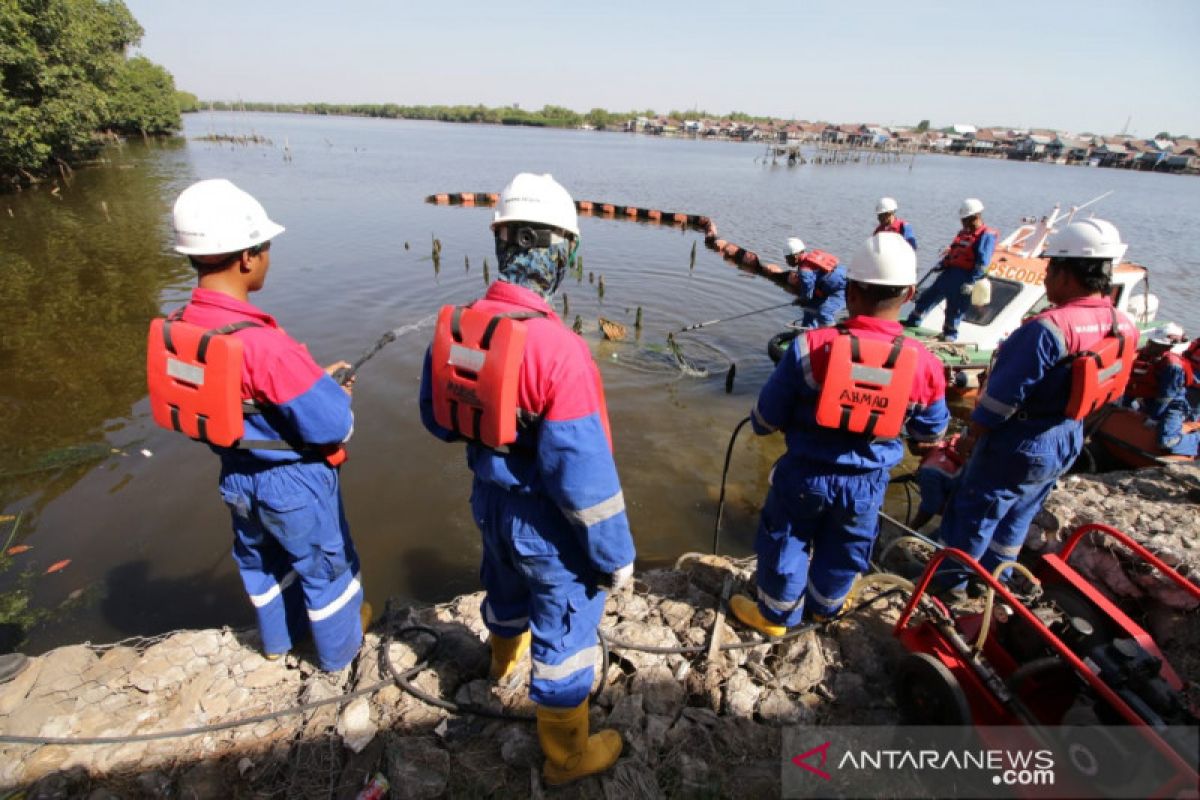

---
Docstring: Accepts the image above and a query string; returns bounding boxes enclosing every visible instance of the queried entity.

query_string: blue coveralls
[906,227,996,340]
[750,316,950,624]
[794,264,847,329]
[915,458,960,519]
[937,297,1139,585]
[181,289,362,671]
[1144,358,1199,456]
[419,281,636,708]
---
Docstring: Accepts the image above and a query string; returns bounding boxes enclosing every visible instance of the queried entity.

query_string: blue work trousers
[915,468,957,519]
[471,479,607,709]
[1155,400,1200,456]
[220,459,363,671]
[936,421,1081,587]
[753,463,890,625]
[798,295,846,329]
[909,268,974,338]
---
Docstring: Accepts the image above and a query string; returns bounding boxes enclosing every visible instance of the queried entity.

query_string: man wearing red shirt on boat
[936,219,1140,592]
[874,197,918,251]
[732,233,949,635]
[904,198,996,342]
[785,237,847,328]
[1125,324,1199,457]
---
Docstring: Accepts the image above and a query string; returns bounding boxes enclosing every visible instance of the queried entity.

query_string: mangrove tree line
[1,0,185,187]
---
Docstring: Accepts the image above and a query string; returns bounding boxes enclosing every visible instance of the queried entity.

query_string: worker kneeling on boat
[1125,325,1199,457]
[418,173,635,786]
[936,219,1140,589]
[785,237,847,328]
[732,233,949,635]
[152,180,365,671]
[904,198,996,342]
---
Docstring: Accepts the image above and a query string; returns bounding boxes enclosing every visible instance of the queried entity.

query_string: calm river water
[2,112,1198,652]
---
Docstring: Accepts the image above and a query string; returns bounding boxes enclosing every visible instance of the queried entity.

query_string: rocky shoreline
[1,464,1197,799]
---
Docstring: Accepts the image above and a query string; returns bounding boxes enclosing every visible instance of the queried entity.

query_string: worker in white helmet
[785,236,846,328]
[936,219,1141,593]
[1125,323,1198,456]
[153,179,368,671]
[419,174,634,786]
[904,198,996,341]
[873,197,917,250]
[732,233,949,635]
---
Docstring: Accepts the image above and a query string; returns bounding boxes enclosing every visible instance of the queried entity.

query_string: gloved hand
[961,282,976,296]
[606,563,634,592]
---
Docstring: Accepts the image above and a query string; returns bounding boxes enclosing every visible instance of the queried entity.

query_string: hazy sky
[124,0,1200,136]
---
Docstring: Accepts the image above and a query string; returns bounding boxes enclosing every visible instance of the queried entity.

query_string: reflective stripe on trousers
[222,459,364,671]
[472,479,607,708]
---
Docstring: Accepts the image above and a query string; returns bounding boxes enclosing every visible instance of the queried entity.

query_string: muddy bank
[1,464,1197,798]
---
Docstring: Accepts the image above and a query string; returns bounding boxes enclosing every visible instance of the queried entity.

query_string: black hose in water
[714,416,754,555]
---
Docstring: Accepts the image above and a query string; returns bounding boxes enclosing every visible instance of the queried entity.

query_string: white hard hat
[848,232,916,286]
[876,197,898,214]
[173,179,285,256]
[1149,322,1184,342]
[492,173,579,237]
[786,237,806,255]
[959,198,985,218]
[1044,217,1128,262]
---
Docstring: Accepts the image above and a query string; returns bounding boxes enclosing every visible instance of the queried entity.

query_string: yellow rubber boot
[536,700,622,786]
[488,630,531,681]
[730,594,788,637]
[360,601,374,634]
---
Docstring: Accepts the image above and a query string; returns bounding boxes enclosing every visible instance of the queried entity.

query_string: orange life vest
[430,304,545,448]
[814,327,919,438]
[146,314,346,465]
[943,225,996,270]
[1185,340,1200,380]
[1063,310,1137,420]
[796,249,839,273]
[1125,353,1160,400]
[874,217,907,236]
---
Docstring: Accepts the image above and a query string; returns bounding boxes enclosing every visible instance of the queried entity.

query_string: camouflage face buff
[495,235,574,299]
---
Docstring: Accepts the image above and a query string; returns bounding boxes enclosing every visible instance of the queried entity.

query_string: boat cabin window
[961,277,1026,326]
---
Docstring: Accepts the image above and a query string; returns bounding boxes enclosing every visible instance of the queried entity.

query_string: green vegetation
[0,0,184,186]
[199,100,787,129]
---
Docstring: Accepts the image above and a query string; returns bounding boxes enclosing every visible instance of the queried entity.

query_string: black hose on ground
[713,416,754,555]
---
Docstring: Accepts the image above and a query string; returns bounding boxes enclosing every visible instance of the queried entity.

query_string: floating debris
[196,132,273,146]
[140,448,153,458]
[588,272,594,284]
[464,254,470,272]
[44,559,71,575]
[599,317,627,341]
[100,200,111,222]
[404,242,410,250]
[690,241,697,270]
[6,545,32,556]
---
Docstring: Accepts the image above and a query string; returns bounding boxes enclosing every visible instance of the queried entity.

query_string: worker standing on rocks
[732,233,949,634]
[936,219,1140,591]
[419,173,635,786]
[873,197,918,250]
[1125,324,1199,456]
[785,237,847,328]
[903,198,996,341]
[157,179,366,671]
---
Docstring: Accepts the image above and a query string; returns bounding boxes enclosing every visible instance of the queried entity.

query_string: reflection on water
[3,113,1198,652]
